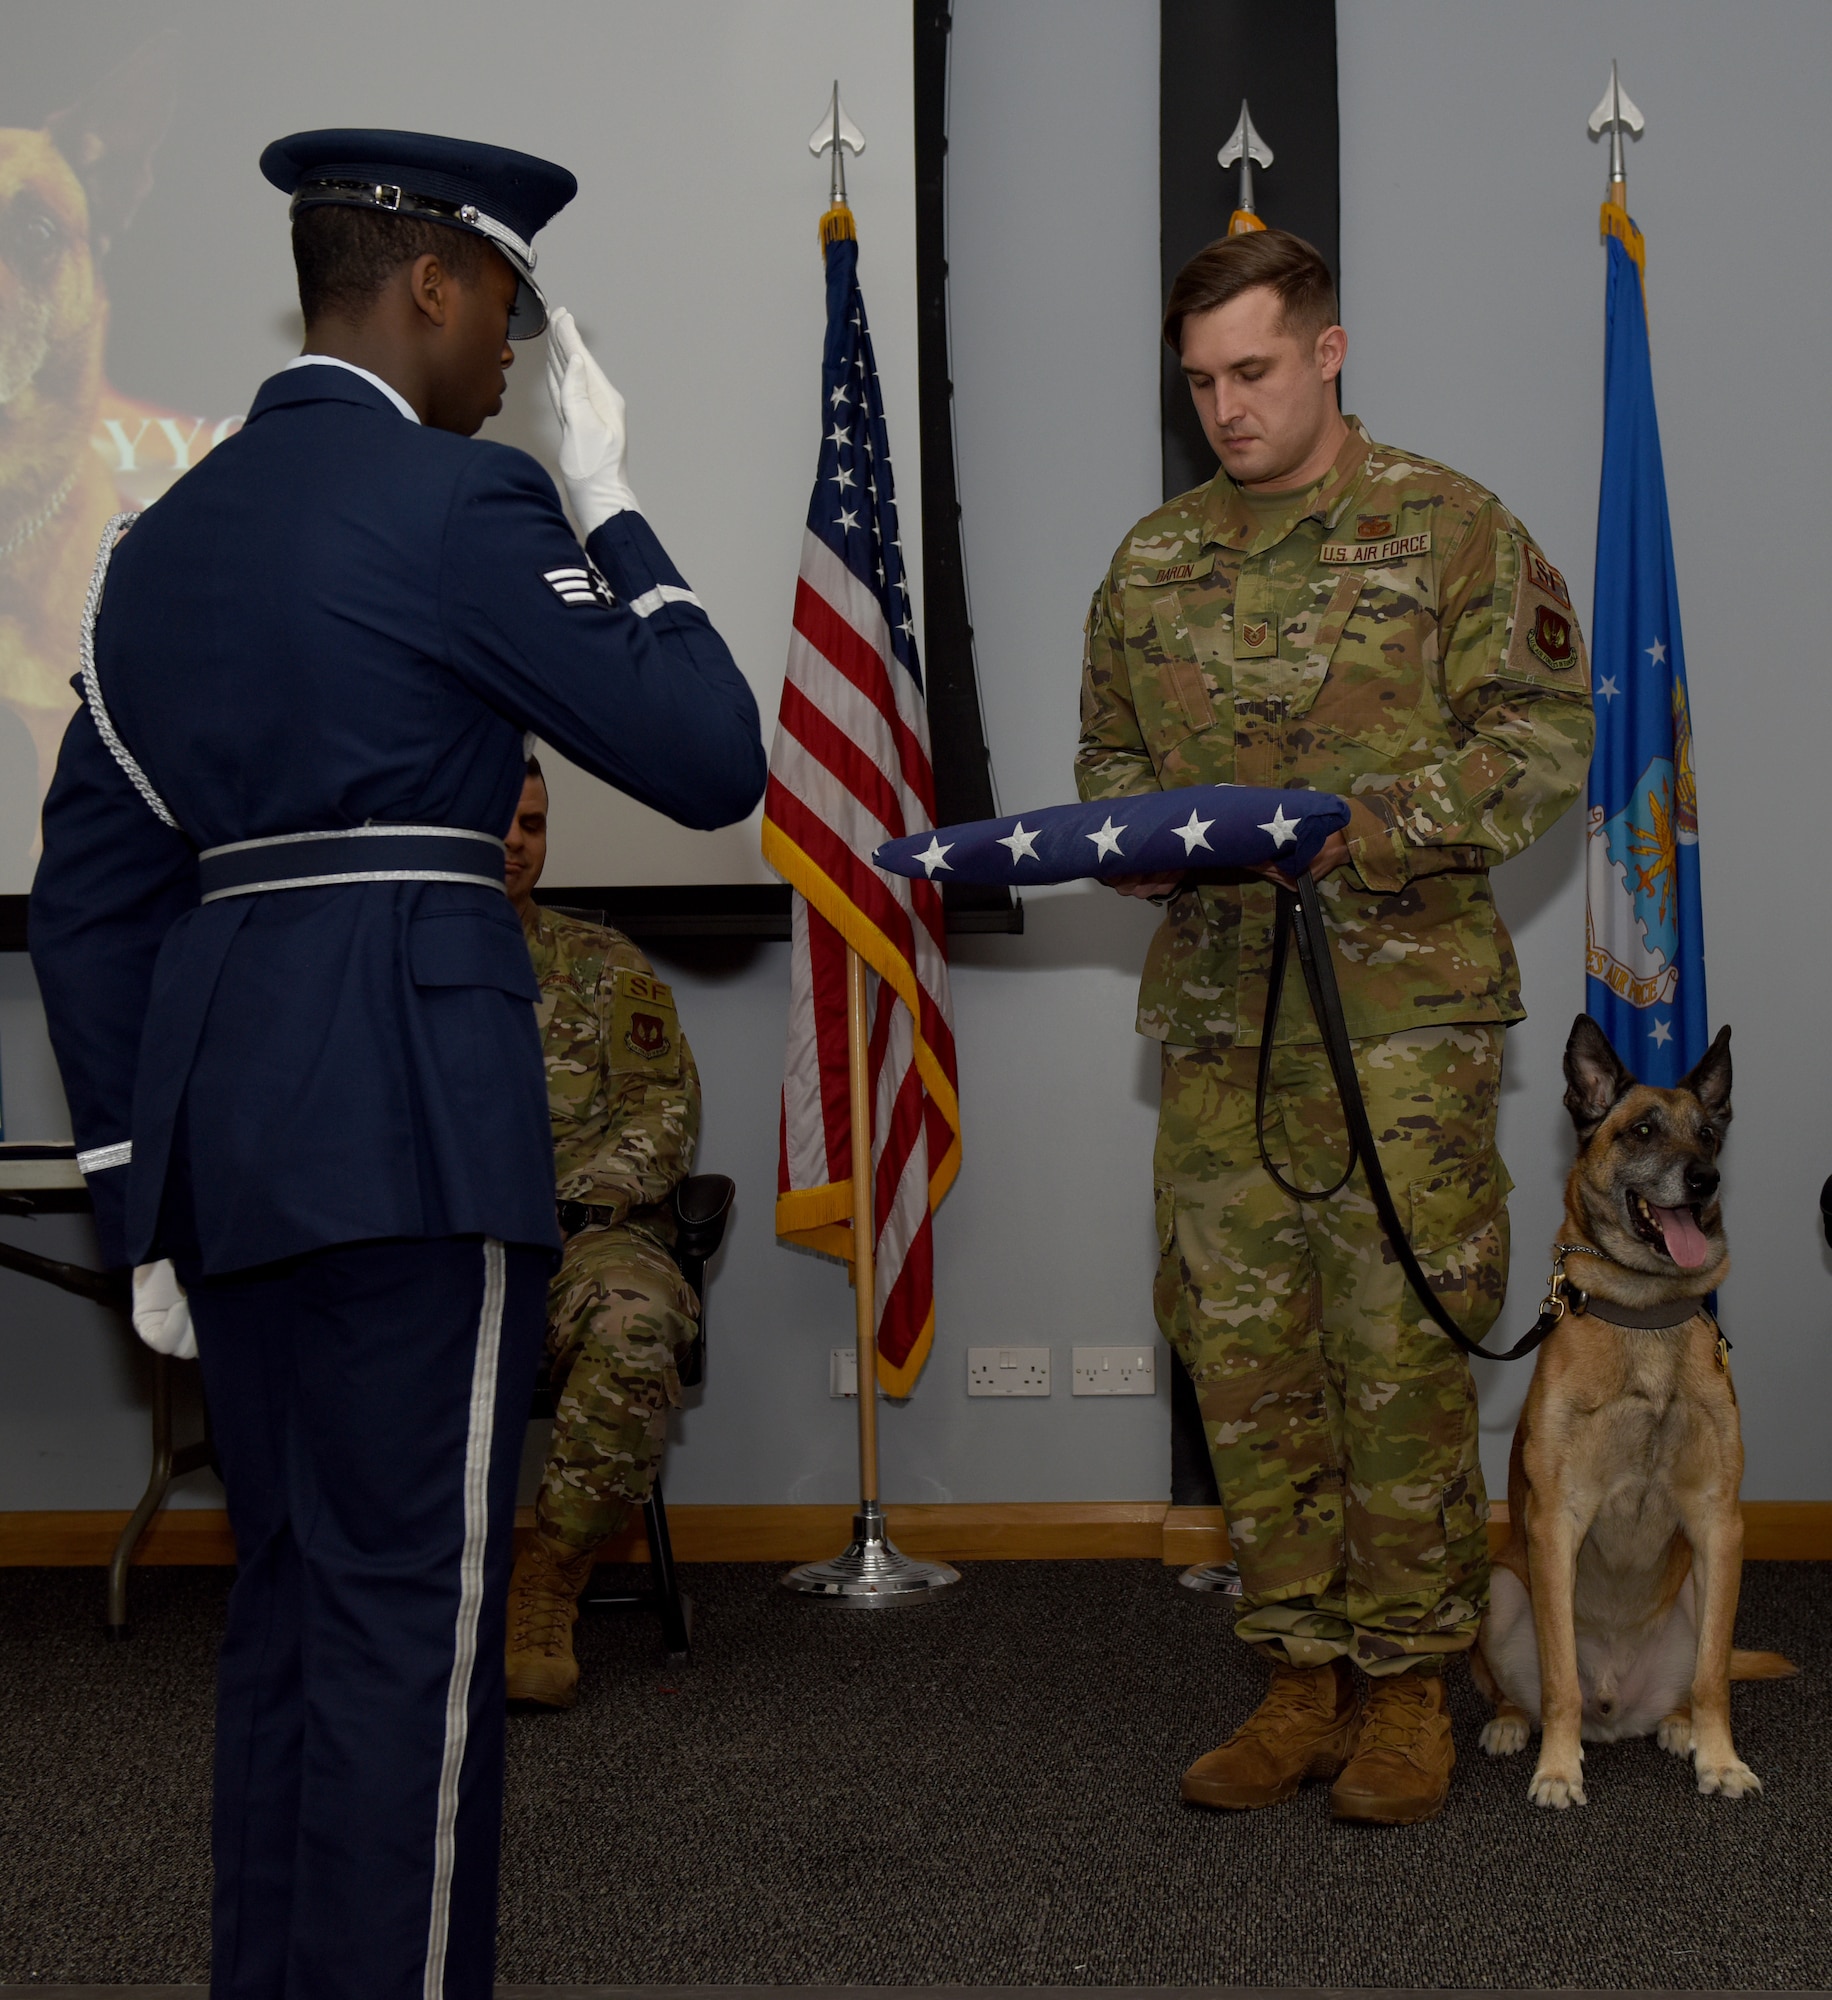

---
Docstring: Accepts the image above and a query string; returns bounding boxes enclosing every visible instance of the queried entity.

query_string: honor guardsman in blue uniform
[29,130,766,2000]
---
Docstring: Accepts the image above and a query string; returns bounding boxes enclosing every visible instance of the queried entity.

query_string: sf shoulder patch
[1501,537,1589,690]
[544,560,617,609]
[1524,545,1571,609]
[609,965,681,1074]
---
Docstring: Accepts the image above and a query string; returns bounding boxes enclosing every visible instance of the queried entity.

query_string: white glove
[544,305,640,534]
[132,1258,196,1361]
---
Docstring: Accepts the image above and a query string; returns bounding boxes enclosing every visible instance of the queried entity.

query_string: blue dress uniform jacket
[30,364,765,1274]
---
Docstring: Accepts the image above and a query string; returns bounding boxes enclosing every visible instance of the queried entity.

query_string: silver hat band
[290,178,536,271]
[289,177,547,335]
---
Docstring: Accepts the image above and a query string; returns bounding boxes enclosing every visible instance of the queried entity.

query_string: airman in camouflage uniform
[531,903,700,1547]
[1083,230,1592,1820]
[500,765,701,1706]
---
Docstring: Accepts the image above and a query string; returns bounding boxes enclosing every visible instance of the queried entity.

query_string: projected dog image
[0,34,238,865]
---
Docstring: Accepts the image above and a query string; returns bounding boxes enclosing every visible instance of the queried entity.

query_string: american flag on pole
[760,203,960,1397]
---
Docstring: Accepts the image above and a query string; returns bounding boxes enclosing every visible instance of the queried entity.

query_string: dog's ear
[45,32,180,256]
[1564,1013,1636,1139]
[1679,1023,1733,1123]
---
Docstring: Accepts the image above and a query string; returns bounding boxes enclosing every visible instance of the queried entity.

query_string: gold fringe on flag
[819,201,856,250]
[1227,209,1267,237]
[1600,194,1647,308]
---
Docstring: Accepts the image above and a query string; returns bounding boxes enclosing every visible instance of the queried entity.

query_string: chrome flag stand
[778,87,957,1606]
[781,946,959,1605]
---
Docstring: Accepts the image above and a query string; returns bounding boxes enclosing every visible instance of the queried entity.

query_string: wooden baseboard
[4,1498,1828,1568]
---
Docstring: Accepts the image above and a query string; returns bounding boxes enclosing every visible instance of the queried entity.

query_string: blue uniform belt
[197,826,507,903]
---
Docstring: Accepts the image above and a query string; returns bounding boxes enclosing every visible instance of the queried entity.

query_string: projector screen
[0,0,922,897]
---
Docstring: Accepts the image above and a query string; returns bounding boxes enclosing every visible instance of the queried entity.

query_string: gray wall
[4,0,1829,1514]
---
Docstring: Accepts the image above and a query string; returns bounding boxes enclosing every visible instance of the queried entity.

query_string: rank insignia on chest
[1528,603,1576,668]
[1235,616,1275,657]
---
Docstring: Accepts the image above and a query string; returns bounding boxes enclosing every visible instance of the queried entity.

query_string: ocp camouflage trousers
[1154,1024,1509,1674]
[536,1223,698,1553]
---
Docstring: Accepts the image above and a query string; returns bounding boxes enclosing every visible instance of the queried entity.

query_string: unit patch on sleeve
[544,560,617,609]
[1526,603,1576,669]
[609,965,682,1074]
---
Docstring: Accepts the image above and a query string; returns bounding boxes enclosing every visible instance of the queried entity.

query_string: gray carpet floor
[0,1560,1824,1988]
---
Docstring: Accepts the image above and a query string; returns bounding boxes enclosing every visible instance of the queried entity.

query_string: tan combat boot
[1180,1658,1360,1809]
[504,1532,597,1709]
[1330,1666,1455,1824]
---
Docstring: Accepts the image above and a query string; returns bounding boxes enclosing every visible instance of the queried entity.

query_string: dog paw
[1656,1713,1694,1758]
[1696,1757,1762,1799]
[1528,1764,1588,1809]
[1480,1715,1531,1757]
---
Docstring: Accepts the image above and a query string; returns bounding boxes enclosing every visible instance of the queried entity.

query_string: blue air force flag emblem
[872,784,1349,885]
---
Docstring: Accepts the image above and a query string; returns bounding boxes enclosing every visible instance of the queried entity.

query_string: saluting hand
[545,305,640,533]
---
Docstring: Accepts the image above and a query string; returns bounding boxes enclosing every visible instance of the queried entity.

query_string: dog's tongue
[1654,1205,1712,1269]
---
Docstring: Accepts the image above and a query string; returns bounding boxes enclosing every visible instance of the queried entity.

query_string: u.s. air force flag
[1585,203,1708,1084]
[874,784,1349,885]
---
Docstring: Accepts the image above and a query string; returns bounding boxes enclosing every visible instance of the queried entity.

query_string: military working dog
[1472,1014,1793,1808]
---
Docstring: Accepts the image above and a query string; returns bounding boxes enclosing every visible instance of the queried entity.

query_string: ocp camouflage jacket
[1076,420,1594,1048]
[524,903,699,1239]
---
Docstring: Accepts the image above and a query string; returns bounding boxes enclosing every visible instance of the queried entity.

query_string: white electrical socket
[966,1346,1050,1396]
[1071,1345,1157,1396]
[830,1348,858,1397]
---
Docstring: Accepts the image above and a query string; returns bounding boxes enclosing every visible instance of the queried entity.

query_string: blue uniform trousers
[188,1237,549,2000]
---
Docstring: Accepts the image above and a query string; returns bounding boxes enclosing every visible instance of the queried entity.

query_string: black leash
[1253,873,1564,1363]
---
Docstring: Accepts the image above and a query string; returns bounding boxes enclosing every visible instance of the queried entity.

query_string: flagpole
[846,943,881,1508]
[779,88,958,1605]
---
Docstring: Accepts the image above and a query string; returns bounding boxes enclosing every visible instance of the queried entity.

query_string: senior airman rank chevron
[873,784,1350,885]
[761,200,959,1397]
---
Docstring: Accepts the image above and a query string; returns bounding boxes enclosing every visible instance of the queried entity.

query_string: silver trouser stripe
[76,1140,132,1174]
[627,583,702,619]
[423,1239,506,2000]
[199,869,507,905]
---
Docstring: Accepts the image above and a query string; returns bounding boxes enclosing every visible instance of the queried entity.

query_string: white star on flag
[1598,676,1619,700]
[827,423,848,450]
[837,507,860,532]
[1647,637,1668,667]
[829,385,849,409]
[831,464,856,492]
[996,821,1039,864]
[1173,810,1213,856]
[1650,1017,1673,1047]
[1087,817,1126,861]
[1259,805,1300,849]
[912,837,953,878]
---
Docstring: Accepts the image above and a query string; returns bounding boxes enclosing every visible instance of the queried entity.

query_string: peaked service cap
[260,128,577,338]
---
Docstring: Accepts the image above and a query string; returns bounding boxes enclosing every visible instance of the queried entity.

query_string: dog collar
[1570,1294,1708,1331]
[1539,1243,1722,1339]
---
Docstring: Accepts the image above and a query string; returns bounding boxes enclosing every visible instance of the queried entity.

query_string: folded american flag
[873,784,1350,885]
